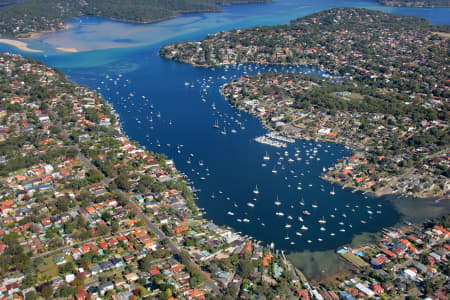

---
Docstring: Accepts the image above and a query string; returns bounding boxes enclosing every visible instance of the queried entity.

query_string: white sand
[56,47,79,53]
[0,38,42,52]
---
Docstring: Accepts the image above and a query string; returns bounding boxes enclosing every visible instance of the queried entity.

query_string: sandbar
[56,47,79,53]
[0,38,42,52]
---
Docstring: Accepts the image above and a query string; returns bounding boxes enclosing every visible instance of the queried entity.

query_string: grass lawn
[339,252,368,268]
[37,256,59,280]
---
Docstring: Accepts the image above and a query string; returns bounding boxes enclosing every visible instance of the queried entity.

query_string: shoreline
[288,193,450,283]
[218,85,444,201]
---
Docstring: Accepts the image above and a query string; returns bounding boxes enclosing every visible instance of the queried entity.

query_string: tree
[25,291,36,300]
[64,222,73,234]
[40,285,53,298]
[97,223,109,236]
[115,174,130,191]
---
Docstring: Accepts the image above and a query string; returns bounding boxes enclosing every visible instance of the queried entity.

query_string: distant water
[1,0,448,279]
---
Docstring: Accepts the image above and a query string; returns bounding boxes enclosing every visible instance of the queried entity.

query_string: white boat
[318,238,323,242]
[301,225,308,230]
[339,229,346,232]
[275,212,284,216]
[274,195,281,206]
[243,218,250,223]
[320,226,326,231]
[298,216,303,222]
[302,210,311,216]
[253,185,259,195]
[330,233,335,236]
[295,232,302,236]
[247,202,255,208]
[318,217,326,224]
[285,224,292,228]
[227,211,234,216]
[330,186,336,195]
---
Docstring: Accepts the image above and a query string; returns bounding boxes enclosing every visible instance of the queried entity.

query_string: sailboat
[274,195,281,206]
[253,185,259,195]
[330,186,336,195]
[213,120,219,128]
[272,166,277,174]
[263,151,270,160]
[318,217,326,224]
[299,198,305,206]
[312,199,318,208]
[221,127,227,135]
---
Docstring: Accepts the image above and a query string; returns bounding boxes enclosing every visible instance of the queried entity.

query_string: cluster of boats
[98,64,380,249]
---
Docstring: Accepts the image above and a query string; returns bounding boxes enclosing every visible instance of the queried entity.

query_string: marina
[17,0,445,256]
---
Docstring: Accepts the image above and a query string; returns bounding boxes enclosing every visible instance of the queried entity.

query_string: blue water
[1,0,448,253]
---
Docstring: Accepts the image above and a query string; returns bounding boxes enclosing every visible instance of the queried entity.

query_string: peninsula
[160,8,449,199]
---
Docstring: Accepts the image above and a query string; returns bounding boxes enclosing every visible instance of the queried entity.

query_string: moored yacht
[253,185,259,195]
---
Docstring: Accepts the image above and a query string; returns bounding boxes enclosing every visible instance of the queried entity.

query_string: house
[114,278,126,288]
[112,291,133,300]
[355,283,375,297]
[100,261,114,272]
[110,257,125,269]
[98,282,114,295]
[124,272,139,283]
[53,256,66,265]
[403,268,417,280]
[65,274,75,283]
[372,283,384,294]
[370,254,388,267]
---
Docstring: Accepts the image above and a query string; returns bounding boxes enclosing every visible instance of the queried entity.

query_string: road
[49,107,221,294]
[32,228,135,260]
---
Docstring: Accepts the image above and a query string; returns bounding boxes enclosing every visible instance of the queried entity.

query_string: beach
[0,38,42,52]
